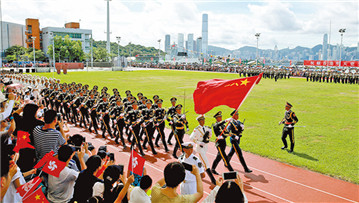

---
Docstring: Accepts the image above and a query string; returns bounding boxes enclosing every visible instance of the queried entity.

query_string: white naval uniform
[190,125,212,169]
[179,153,205,195]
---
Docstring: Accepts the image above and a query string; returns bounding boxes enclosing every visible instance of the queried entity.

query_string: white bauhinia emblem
[48,161,57,171]
[132,157,138,168]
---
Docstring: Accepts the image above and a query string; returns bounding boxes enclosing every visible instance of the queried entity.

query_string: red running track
[68,124,359,202]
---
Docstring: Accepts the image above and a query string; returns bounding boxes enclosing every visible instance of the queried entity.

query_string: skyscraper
[165,34,171,53]
[322,34,328,60]
[202,14,208,59]
[178,33,184,52]
[196,37,202,58]
[187,33,194,58]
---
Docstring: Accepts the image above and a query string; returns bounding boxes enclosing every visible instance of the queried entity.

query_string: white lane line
[244,183,293,203]
[207,151,358,203]
[93,139,211,195]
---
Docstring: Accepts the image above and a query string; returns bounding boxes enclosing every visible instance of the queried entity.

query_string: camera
[182,162,193,171]
[57,113,62,121]
[222,171,237,180]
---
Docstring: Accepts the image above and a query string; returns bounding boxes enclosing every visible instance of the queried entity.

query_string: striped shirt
[33,125,66,159]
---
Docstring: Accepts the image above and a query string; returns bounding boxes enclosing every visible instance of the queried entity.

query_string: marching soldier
[172,104,188,159]
[279,102,299,153]
[178,142,205,195]
[110,99,127,149]
[227,110,252,173]
[126,100,145,156]
[141,99,157,155]
[88,92,99,134]
[166,97,177,145]
[211,111,234,175]
[190,115,216,185]
[153,99,169,152]
[97,93,113,139]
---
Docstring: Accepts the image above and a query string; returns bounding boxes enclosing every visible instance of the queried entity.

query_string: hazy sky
[2,0,358,50]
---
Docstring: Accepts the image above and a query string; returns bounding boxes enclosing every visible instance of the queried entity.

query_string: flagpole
[131,147,134,174]
[217,73,263,138]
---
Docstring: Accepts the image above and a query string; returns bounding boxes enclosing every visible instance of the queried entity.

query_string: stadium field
[32,69,359,184]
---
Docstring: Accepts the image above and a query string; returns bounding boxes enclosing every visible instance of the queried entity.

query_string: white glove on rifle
[240,124,244,128]
[141,123,146,127]
[129,126,132,130]
[155,123,159,126]
[235,135,239,140]
[181,114,186,119]
[217,135,224,140]
[120,113,124,117]
[287,124,293,128]
[225,117,233,122]
[169,121,173,125]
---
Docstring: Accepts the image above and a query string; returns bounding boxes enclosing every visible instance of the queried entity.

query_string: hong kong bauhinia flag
[193,73,263,114]
[128,149,145,176]
[34,151,55,169]
[42,156,66,178]
[17,176,41,198]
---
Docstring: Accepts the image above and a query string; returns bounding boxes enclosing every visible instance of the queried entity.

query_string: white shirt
[202,185,248,203]
[47,166,79,203]
[190,125,212,145]
[129,186,151,203]
[3,166,26,203]
[179,153,205,183]
[92,182,105,198]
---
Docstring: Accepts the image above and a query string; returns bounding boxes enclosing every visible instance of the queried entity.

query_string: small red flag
[17,176,41,198]
[22,186,48,203]
[193,73,263,114]
[128,149,145,176]
[42,156,66,178]
[17,131,31,143]
[13,131,34,153]
[34,151,55,169]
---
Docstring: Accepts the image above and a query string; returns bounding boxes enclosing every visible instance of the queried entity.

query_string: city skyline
[2,0,358,50]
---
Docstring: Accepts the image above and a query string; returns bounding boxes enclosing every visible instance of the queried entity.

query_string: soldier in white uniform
[190,115,217,185]
[179,142,205,195]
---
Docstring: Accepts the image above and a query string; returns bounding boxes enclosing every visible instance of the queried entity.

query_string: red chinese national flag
[34,151,55,169]
[13,131,34,153]
[193,73,263,114]
[42,156,66,178]
[17,176,41,198]
[17,131,31,143]
[128,149,145,176]
[22,186,48,203]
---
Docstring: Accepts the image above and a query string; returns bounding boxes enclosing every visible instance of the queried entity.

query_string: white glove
[186,128,189,132]
[141,123,146,127]
[120,113,124,117]
[113,120,117,124]
[99,117,103,121]
[88,109,91,114]
[129,126,133,130]
[169,121,173,125]
[150,118,153,122]
[240,124,244,128]
[225,117,233,122]
[181,114,186,119]
[218,136,224,139]
[287,125,293,128]
[235,135,239,140]
[279,121,282,125]
[155,123,159,126]
[163,116,167,120]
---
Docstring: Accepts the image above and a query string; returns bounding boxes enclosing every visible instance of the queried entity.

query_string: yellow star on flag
[22,135,27,140]
[35,194,41,200]
[240,79,250,86]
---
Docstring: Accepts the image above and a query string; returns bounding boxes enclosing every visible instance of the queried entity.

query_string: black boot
[206,168,217,185]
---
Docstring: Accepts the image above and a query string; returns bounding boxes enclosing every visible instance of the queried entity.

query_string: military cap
[142,96,147,101]
[170,97,177,102]
[213,111,222,118]
[113,88,118,92]
[93,85,98,89]
[157,99,163,104]
[125,90,131,94]
[230,110,239,116]
[182,142,194,149]
[286,102,293,108]
[127,94,132,97]
[137,92,143,97]
[153,95,159,100]
[175,104,183,110]
[146,99,153,104]
[196,115,205,121]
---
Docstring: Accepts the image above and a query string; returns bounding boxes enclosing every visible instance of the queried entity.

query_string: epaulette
[193,156,198,160]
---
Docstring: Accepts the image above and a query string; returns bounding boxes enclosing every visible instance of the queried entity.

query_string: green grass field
[32,70,359,184]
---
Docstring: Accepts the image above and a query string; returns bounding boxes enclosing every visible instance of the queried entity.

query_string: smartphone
[57,113,62,121]
[109,153,114,162]
[222,171,237,180]
[117,164,124,175]
[182,162,193,171]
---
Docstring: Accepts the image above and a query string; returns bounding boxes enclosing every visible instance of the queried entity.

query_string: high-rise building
[196,37,202,58]
[25,18,41,50]
[202,14,208,58]
[322,34,328,60]
[274,45,278,60]
[187,33,194,58]
[1,21,26,50]
[178,33,184,52]
[165,34,171,53]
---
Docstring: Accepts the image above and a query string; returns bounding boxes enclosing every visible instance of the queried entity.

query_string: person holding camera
[33,110,67,159]
[0,92,15,122]
[190,115,217,185]
[178,142,205,195]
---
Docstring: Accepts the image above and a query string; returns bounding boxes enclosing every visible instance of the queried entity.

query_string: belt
[285,122,293,125]
[176,127,184,130]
